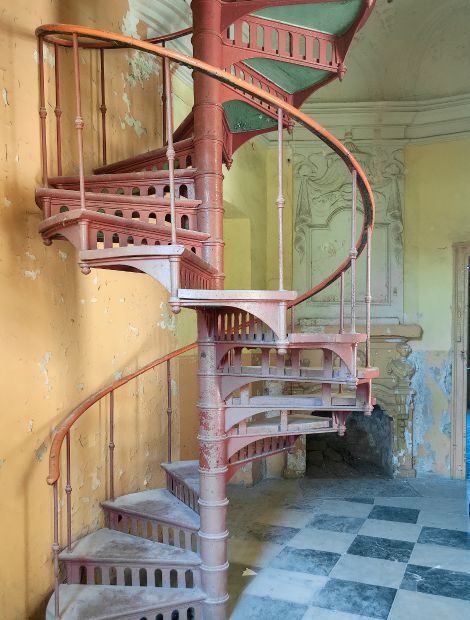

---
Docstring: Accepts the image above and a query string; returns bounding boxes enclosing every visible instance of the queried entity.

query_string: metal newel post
[72,33,86,210]
[99,49,107,166]
[277,107,285,291]
[38,37,48,186]
[109,390,115,501]
[164,58,177,245]
[54,44,62,176]
[365,225,372,367]
[65,432,72,551]
[167,360,172,463]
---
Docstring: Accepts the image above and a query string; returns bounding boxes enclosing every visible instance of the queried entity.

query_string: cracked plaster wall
[0,1,195,618]
[404,139,470,476]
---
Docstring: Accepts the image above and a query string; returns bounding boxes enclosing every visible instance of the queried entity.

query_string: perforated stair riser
[60,528,201,590]
[161,461,200,514]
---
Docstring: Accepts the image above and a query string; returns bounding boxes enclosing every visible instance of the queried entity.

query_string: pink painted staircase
[36,2,377,618]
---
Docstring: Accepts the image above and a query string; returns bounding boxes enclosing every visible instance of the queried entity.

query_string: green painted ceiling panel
[252,0,364,35]
[223,100,277,133]
[243,58,330,94]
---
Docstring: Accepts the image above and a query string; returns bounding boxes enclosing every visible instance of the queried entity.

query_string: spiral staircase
[35,1,377,618]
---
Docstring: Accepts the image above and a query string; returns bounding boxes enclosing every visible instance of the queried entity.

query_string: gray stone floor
[226,476,470,619]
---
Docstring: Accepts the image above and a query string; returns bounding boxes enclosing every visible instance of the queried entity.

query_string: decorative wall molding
[263,94,470,145]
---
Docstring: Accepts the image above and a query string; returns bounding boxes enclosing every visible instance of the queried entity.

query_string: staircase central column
[191,0,225,288]
[197,311,229,619]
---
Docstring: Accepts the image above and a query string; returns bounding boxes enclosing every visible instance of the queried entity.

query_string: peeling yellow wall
[404,138,470,476]
[0,1,197,617]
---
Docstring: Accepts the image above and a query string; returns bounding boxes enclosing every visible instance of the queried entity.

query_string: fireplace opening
[306,406,393,478]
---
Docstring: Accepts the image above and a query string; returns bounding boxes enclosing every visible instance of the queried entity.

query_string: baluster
[72,33,86,210]
[365,225,372,367]
[277,107,285,291]
[37,37,48,186]
[339,271,345,334]
[66,432,72,550]
[54,44,62,176]
[350,170,358,377]
[167,359,172,463]
[109,390,115,501]
[99,49,107,166]
[52,482,60,618]
[164,58,176,244]
[161,42,167,144]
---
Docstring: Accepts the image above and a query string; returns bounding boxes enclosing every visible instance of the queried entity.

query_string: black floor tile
[312,578,397,619]
[308,514,365,533]
[418,526,470,550]
[347,535,414,562]
[370,505,420,524]
[230,594,308,620]
[344,497,375,505]
[270,545,340,576]
[401,564,470,601]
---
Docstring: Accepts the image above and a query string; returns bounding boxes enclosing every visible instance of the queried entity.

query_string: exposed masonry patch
[3,197,12,208]
[91,470,101,491]
[114,371,123,381]
[39,352,52,391]
[58,250,68,261]
[24,269,40,280]
[28,419,34,432]
[25,251,36,260]
[33,46,55,67]
[158,301,176,331]
[35,442,48,462]
[2,88,8,106]
[128,324,140,336]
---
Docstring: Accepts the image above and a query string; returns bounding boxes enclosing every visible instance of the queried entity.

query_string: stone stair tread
[289,332,367,344]
[227,395,357,408]
[46,584,205,620]
[242,414,332,435]
[49,167,196,187]
[178,288,297,302]
[222,365,379,380]
[161,460,199,495]
[102,489,200,530]
[59,528,201,565]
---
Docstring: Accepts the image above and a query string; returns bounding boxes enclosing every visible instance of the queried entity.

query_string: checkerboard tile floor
[226,477,470,619]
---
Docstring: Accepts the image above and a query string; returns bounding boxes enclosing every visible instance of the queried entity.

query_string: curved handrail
[36,24,375,307]
[41,26,193,49]
[47,342,196,485]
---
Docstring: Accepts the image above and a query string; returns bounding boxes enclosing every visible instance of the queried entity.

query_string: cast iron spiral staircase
[35,1,377,618]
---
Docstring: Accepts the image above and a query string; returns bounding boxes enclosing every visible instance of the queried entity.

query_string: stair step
[49,167,196,201]
[102,489,200,532]
[220,365,379,382]
[79,246,218,292]
[45,584,205,620]
[233,413,333,437]
[162,461,199,513]
[59,528,201,566]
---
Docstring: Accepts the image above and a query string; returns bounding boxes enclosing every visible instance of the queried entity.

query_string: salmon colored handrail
[36,23,375,306]
[47,342,196,485]
[40,27,193,49]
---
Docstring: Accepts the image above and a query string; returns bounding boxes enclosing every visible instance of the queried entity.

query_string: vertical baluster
[161,42,167,144]
[339,271,345,334]
[99,49,107,166]
[350,170,357,333]
[350,170,358,378]
[167,359,172,463]
[65,432,72,551]
[52,482,60,618]
[37,36,48,186]
[164,58,176,244]
[109,390,115,501]
[277,107,285,291]
[365,225,372,367]
[54,44,62,176]
[72,33,86,210]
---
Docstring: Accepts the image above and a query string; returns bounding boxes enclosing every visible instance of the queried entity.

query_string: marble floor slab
[289,527,356,554]
[388,589,470,620]
[330,554,407,589]
[231,594,308,620]
[302,607,378,620]
[400,563,470,601]
[270,545,340,576]
[308,514,365,533]
[418,526,470,550]
[368,505,420,524]
[311,578,397,619]
[409,542,470,573]
[347,535,414,563]
[358,519,422,543]
[243,567,327,604]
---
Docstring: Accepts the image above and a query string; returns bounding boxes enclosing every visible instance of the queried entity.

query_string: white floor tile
[244,567,327,604]
[417,511,470,531]
[313,499,372,519]
[359,519,422,542]
[289,527,356,554]
[302,606,376,620]
[330,554,407,588]
[389,588,470,620]
[256,507,312,528]
[410,542,470,573]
